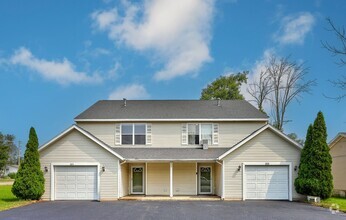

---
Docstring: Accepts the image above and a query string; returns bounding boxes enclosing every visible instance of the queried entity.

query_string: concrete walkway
[120,195,221,201]
[0,180,14,185]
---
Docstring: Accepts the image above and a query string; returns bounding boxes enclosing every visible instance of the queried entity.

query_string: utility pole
[18,141,21,166]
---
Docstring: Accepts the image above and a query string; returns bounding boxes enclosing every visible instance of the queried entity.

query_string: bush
[295,111,333,199]
[12,127,45,200]
[7,172,16,179]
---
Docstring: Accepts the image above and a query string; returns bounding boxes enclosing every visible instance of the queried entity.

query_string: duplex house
[329,132,346,196]
[39,100,303,201]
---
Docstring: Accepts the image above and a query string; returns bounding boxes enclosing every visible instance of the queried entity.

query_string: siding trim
[75,118,269,122]
[241,162,292,201]
[218,124,302,160]
[50,162,101,201]
[39,125,124,160]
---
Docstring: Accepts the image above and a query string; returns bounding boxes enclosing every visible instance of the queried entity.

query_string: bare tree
[247,71,272,113]
[249,55,315,131]
[322,18,346,101]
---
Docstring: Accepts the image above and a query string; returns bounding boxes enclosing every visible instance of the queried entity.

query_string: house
[38,100,303,201]
[329,132,346,196]
[4,165,19,176]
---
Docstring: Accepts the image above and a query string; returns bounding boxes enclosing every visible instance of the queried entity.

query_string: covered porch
[115,147,228,199]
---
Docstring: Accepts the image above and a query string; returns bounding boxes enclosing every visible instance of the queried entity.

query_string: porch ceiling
[112,148,229,161]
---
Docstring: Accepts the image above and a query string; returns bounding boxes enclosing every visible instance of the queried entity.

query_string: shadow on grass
[1,198,22,202]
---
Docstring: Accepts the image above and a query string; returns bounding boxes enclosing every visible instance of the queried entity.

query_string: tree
[295,112,333,199]
[322,18,346,101]
[200,72,248,100]
[287,133,304,146]
[0,133,16,177]
[248,55,315,131]
[12,127,45,200]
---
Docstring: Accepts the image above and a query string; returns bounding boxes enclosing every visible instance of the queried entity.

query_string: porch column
[221,161,225,199]
[170,162,173,197]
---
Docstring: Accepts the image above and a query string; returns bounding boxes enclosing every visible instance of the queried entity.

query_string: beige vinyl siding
[223,129,302,200]
[77,121,265,148]
[120,163,129,197]
[39,130,119,201]
[78,122,115,147]
[330,137,346,191]
[173,163,196,195]
[215,163,222,197]
[147,163,170,195]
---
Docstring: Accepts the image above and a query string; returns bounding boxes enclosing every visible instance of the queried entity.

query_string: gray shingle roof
[75,100,268,120]
[111,148,230,160]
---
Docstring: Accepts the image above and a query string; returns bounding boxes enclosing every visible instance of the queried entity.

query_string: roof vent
[217,98,221,107]
[123,98,127,107]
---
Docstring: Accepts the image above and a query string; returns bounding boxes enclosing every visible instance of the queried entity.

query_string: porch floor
[119,195,221,201]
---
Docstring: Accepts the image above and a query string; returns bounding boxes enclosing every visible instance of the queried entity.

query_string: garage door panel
[55,166,98,200]
[245,165,289,200]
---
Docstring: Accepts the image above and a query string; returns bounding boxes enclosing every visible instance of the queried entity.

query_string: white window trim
[121,123,147,146]
[130,165,145,194]
[199,165,213,194]
[50,162,100,201]
[187,123,213,146]
[241,162,292,201]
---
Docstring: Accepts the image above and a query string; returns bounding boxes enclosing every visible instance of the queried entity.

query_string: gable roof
[329,132,346,149]
[38,125,124,160]
[74,100,268,122]
[217,124,303,160]
[112,147,229,161]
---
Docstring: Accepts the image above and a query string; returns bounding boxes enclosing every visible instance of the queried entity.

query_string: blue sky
[0,0,345,148]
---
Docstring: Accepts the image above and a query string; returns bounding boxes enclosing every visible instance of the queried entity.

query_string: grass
[317,197,346,213]
[0,185,34,211]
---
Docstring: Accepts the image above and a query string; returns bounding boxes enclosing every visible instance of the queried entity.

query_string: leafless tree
[322,18,346,101]
[249,55,316,131]
[247,71,272,113]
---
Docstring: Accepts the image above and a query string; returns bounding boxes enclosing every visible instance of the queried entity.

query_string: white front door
[55,166,97,200]
[131,166,144,194]
[245,165,289,200]
[199,166,212,194]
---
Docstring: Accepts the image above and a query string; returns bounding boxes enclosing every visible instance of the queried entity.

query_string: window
[121,124,146,145]
[187,123,213,145]
[188,124,199,145]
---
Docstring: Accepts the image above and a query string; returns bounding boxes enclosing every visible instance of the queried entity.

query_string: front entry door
[199,166,212,194]
[131,167,144,194]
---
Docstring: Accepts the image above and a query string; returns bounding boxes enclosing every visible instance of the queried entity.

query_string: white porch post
[145,162,148,195]
[195,162,198,195]
[170,162,173,197]
[221,161,225,200]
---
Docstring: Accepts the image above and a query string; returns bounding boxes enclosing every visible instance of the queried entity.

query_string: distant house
[5,165,19,176]
[39,99,303,201]
[329,132,346,196]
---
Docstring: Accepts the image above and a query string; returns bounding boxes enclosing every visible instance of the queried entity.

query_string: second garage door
[55,166,98,200]
[245,165,289,200]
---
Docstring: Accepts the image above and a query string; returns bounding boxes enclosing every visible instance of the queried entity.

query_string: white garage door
[245,165,289,200]
[55,166,98,200]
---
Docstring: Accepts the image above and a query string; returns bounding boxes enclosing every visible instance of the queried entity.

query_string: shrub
[7,172,16,179]
[12,127,45,200]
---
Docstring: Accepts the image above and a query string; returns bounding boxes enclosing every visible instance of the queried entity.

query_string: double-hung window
[121,124,146,145]
[187,123,213,145]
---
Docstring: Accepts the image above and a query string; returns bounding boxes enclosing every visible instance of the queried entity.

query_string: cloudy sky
[0,0,345,146]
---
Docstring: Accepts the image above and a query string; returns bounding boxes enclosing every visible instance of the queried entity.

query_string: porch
[118,161,223,198]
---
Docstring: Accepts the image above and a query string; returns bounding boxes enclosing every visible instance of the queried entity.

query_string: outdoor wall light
[44,166,48,172]
[102,166,106,172]
[237,165,241,172]
[294,166,298,171]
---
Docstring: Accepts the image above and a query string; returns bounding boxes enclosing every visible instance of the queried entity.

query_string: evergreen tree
[12,127,45,200]
[294,112,333,199]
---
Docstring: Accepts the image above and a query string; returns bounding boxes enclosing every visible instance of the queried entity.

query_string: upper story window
[187,123,213,145]
[121,124,146,145]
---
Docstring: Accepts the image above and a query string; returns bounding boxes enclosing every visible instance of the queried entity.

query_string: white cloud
[274,12,315,45]
[10,47,102,85]
[108,83,149,100]
[91,0,214,80]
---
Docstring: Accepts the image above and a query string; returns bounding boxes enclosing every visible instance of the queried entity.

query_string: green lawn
[318,197,346,213]
[0,185,33,211]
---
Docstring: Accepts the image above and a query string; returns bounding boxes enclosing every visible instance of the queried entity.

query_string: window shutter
[146,124,152,145]
[182,123,188,145]
[115,124,121,145]
[213,123,219,145]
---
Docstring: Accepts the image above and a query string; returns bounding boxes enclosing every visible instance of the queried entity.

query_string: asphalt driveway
[0,200,345,220]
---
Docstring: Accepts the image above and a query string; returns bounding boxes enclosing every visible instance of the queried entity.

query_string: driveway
[0,200,345,220]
